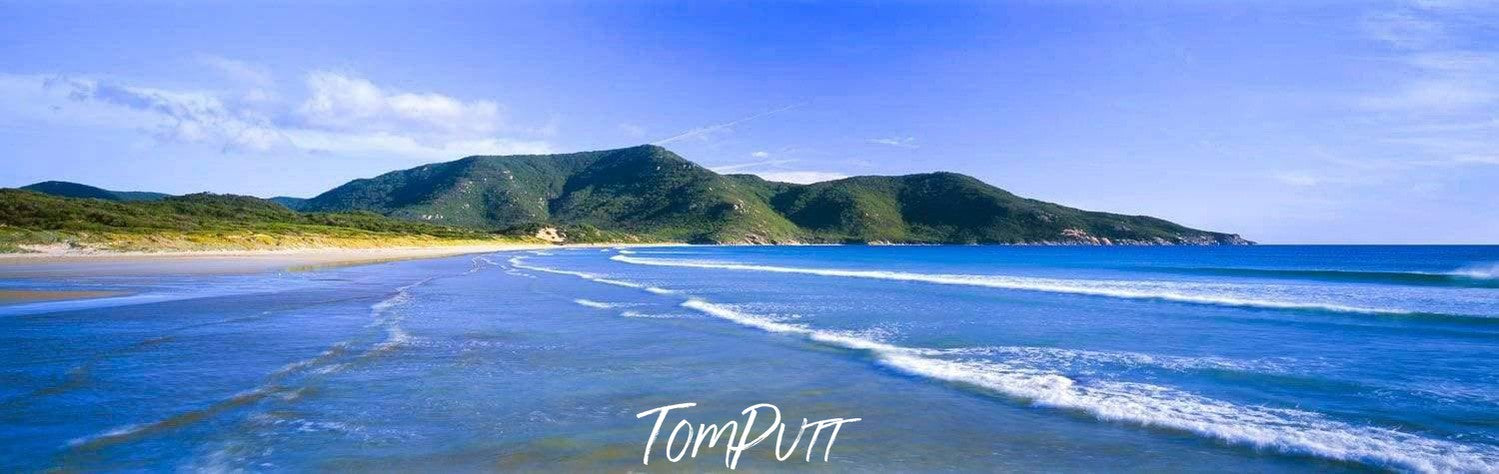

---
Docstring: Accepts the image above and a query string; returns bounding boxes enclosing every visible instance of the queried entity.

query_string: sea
[1,245,1496,472]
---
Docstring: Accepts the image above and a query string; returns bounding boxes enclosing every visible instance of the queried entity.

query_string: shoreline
[0,243,684,277]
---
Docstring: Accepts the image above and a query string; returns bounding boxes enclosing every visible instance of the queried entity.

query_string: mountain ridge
[12,145,1250,245]
[20,181,171,202]
[300,145,1251,245]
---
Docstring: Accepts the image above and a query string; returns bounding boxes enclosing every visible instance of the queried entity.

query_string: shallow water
[1,246,1495,472]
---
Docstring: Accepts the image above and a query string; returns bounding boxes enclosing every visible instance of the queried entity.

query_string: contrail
[652,103,804,145]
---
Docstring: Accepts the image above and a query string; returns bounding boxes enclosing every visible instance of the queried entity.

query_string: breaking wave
[573,299,618,309]
[479,254,1499,471]
[676,298,1498,473]
[1135,265,1499,288]
[509,257,676,295]
[611,256,1429,316]
[1448,262,1499,281]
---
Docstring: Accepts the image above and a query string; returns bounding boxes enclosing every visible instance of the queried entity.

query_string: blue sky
[2,1,1496,243]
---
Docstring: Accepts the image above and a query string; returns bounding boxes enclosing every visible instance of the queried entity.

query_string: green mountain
[21,181,171,202]
[303,145,1249,245]
[302,146,803,243]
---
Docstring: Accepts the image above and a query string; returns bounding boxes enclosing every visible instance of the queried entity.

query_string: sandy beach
[0,242,688,277]
[0,243,572,277]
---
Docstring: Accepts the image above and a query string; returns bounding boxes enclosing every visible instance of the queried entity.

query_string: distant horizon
[4,2,1497,243]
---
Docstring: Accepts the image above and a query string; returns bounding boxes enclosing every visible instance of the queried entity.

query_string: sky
[1,1,1497,244]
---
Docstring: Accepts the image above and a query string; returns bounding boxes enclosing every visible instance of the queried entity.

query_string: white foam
[674,298,1497,473]
[465,256,501,274]
[362,278,434,356]
[620,311,683,319]
[885,355,1496,472]
[422,255,1496,470]
[573,299,617,309]
[311,363,349,375]
[68,423,147,447]
[1448,262,1499,280]
[67,386,277,449]
[613,255,1411,315]
[938,346,1298,375]
[270,343,348,377]
[680,299,809,335]
[509,256,676,295]
[504,268,537,278]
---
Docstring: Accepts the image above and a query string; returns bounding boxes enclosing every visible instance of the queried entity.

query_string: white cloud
[867,136,918,148]
[297,71,501,136]
[706,154,844,183]
[282,130,551,159]
[0,67,552,161]
[752,171,849,184]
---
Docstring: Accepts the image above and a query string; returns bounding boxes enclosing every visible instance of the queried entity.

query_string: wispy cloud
[708,159,796,173]
[706,152,846,183]
[867,136,917,148]
[1361,78,1499,110]
[1273,171,1321,187]
[1361,11,1446,49]
[1453,154,1499,165]
[1357,2,1499,167]
[198,54,273,87]
[27,75,283,152]
[651,103,802,145]
[618,122,646,138]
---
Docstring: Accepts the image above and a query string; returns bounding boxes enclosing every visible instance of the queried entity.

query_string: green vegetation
[0,190,531,253]
[6,145,1249,248]
[269,196,308,210]
[302,145,805,243]
[762,172,1244,244]
[301,145,1250,245]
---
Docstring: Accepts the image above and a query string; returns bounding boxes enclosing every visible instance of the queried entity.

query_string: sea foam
[1449,262,1499,280]
[509,256,676,294]
[675,299,1498,473]
[502,255,1499,471]
[611,255,1416,315]
[573,299,618,309]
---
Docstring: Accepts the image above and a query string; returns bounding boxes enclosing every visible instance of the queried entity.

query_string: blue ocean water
[1,246,1496,472]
